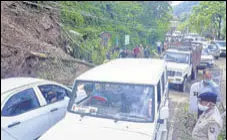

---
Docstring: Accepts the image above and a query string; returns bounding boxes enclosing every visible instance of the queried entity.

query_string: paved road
[167,56,226,140]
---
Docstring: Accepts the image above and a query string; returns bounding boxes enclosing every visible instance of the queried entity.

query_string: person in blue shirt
[189,69,221,118]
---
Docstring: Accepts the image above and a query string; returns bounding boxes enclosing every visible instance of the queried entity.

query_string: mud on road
[167,57,226,140]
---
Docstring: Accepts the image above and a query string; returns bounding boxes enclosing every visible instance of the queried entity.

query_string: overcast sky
[171,1,184,6]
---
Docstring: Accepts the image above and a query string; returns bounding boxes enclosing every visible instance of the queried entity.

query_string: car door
[37,84,69,127]
[1,88,50,140]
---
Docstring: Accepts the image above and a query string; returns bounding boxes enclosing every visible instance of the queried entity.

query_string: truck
[39,58,170,140]
[162,42,202,92]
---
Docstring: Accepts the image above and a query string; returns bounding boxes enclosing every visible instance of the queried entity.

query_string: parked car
[211,40,226,57]
[197,49,215,70]
[40,58,170,140]
[204,44,220,59]
[163,43,202,92]
[1,77,72,140]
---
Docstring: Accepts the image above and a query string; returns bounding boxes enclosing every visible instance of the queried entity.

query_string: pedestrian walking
[192,92,223,140]
[189,69,221,118]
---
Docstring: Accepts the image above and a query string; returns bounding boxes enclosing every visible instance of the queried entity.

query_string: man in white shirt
[189,69,221,118]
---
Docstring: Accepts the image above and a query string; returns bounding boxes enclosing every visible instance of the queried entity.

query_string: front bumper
[168,77,184,85]
[197,62,214,69]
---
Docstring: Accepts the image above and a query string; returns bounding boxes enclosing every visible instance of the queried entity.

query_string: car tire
[215,56,219,59]
[179,78,187,92]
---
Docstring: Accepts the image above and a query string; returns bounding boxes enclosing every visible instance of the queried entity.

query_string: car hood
[39,112,155,140]
[166,62,189,72]
[201,55,214,60]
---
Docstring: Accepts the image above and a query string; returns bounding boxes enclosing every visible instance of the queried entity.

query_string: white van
[40,58,170,140]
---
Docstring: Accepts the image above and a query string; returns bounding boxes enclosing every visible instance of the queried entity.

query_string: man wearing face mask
[189,69,221,118]
[192,92,223,140]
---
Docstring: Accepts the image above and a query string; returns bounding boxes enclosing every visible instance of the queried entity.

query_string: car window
[38,85,67,104]
[208,45,217,50]
[2,88,40,116]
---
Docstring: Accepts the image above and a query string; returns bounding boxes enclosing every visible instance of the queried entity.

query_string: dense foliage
[178,1,226,40]
[55,1,172,64]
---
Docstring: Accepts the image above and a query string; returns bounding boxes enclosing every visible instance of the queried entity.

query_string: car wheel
[215,56,219,59]
[179,78,187,92]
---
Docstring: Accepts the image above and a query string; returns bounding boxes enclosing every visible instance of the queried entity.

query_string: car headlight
[175,72,182,77]
[209,60,214,64]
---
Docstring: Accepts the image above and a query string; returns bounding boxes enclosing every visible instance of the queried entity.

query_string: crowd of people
[105,42,166,62]
[118,44,151,59]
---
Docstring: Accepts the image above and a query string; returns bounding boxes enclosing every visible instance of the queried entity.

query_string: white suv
[40,58,170,140]
[163,49,193,92]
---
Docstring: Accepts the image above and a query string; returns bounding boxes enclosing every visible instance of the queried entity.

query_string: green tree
[57,1,172,64]
[185,1,226,39]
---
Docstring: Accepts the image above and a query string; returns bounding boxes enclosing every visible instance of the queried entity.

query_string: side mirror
[160,106,169,120]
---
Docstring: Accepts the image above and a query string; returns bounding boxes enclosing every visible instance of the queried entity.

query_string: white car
[211,40,226,56]
[40,58,170,140]
[1,77,72,140]
[197,50,215,69]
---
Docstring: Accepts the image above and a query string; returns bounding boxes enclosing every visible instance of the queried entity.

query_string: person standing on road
[164,41,168,51]
[138,44,144,58]
[192,92,223,140]
[189,69,221,118]
[156,41,161,55]
[144,46,150,58]
[133,45,140,58]
[119,49,127,58]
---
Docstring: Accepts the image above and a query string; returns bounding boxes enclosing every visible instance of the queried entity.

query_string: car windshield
[208,45,218,51]
[202,49,209,55]
[68,81,155,122]
[164,52,189,64]
[216,41,226,47]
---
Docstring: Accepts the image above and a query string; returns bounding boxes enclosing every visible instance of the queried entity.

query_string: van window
[157,80,161,109]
